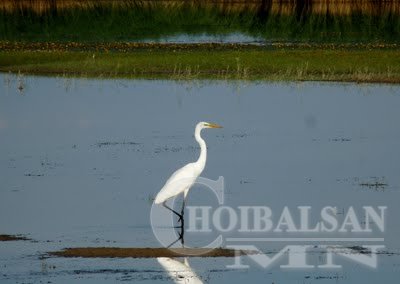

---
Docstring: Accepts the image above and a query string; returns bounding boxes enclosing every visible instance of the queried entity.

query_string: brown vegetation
[1,0,399,16]
[0,234,29,241]
[50,247,255,258]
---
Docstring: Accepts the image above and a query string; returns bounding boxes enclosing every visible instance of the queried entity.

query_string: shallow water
[135,33,264,45]
[1,74,400,283]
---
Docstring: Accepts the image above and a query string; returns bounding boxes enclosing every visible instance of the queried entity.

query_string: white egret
[154,122,222,222]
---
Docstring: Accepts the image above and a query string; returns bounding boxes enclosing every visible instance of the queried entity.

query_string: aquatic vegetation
[0,0,399,43]
[0,1,399,83]
[1,47,399,83]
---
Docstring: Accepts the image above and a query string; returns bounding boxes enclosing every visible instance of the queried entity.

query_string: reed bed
[1,1,399,16]
[0,0,399,43]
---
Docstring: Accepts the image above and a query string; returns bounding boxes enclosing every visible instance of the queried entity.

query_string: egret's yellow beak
[207,123,223,128]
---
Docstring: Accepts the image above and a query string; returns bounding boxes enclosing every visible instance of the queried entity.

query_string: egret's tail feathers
[154,194,164,204]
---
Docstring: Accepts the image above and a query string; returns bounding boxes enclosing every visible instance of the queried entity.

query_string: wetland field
[1,74,400,283]
[1,0,400,82]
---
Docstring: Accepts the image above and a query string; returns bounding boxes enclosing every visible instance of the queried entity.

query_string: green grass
[1,0,399,85]
[1,48,400,83]
[1,0,399,43]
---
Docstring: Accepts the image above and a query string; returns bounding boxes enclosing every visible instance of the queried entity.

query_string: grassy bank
[1,46,400,83]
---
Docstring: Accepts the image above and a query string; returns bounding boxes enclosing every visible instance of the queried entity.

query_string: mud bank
[50,247,254,258]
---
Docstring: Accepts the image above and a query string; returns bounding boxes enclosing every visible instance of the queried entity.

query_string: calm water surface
[0,74,400,283]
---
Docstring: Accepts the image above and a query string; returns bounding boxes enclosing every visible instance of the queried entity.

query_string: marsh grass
[1,0,399,43]
[1,48,399,83]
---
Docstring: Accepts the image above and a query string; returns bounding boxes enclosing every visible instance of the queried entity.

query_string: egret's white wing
[154,163,198,204]
[157,257,203,284]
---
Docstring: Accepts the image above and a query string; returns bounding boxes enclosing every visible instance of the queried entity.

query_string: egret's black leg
[181,219,185,248]
[166,225,185,248]
[162,201,182,221]
[180,202,185,248]
[166,235,182,248]
[181,198,185,218]
[162,200,185,248]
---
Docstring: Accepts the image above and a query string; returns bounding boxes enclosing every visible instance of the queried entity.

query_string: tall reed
[1,0,399,43]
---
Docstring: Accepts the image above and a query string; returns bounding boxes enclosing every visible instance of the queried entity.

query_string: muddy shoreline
[50,247,254,258]
[0,234,29,241]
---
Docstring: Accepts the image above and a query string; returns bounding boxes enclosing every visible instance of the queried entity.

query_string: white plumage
[154,163,198,204]
[154,121,222,206]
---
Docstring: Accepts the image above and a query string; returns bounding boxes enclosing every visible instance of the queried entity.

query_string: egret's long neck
[195,126,207,172]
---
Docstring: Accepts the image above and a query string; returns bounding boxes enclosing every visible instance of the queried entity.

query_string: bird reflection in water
[157,257,203,284]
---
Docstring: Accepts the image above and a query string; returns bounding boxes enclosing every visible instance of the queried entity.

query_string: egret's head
[199,122,223,129]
